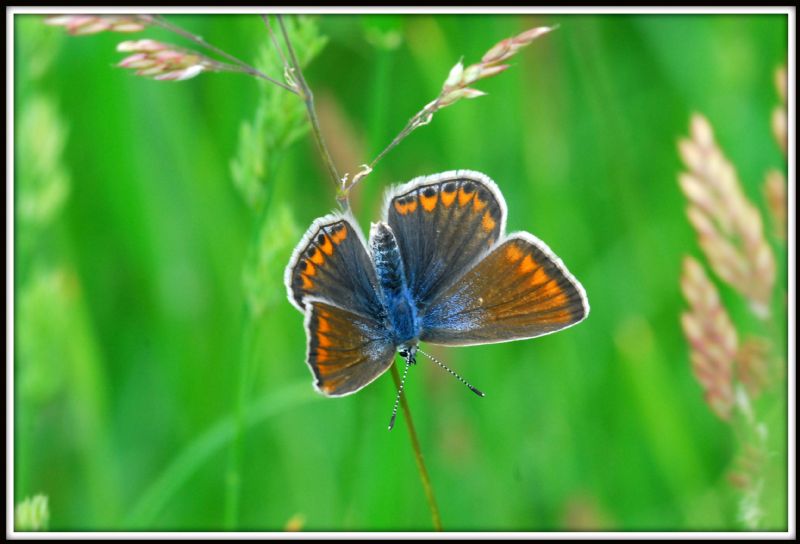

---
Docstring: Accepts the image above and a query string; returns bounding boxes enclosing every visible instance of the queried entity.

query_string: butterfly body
[370,221,421,348]
[285,170,589,397]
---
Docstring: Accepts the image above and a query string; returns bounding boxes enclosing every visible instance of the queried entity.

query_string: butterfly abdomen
[370,222,421,345]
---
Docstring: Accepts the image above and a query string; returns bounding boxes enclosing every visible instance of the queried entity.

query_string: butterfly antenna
[417,348,485,397]
[388,357,413,431]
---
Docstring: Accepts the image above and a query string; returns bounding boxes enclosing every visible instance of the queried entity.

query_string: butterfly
[285,170,589,415]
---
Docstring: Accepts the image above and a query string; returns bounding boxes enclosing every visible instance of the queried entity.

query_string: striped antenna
[388,356,413,431]
[417,348,485,397]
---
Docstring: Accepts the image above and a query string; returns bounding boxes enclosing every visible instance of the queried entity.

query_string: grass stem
[390,364,443,531]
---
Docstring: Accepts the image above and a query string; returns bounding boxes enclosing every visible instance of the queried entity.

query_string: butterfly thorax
[369,222,421,346]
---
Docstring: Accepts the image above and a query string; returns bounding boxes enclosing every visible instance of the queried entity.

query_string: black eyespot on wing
[461,181,475,193]
[423,186,436,198]
[442,182,457,193]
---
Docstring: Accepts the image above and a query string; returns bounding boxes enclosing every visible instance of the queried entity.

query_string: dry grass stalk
[45,15,147,35]
[764,64,788,242]
[680,256,738,420]
[677,114,776,319]
[116,39,223,81]
[735,336,772,399]
[763,170,787,242]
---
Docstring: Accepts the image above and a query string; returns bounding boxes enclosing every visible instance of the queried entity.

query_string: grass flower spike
[45,15,148,35]
[677,114,776,318]
[116,39,221,81]
[438,26,553,110]
[771,65,787,156]
[680,256,738,420]
[763,170,787,242]
[677,86,787,529]
[349,25,555,194]
[763,64,788,242]
[736,337,773,399]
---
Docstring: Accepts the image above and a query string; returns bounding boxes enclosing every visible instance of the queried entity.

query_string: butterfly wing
[420,233,589,346]
[285,212,384,318]
[383,170,506,311]
[305,299,396,396]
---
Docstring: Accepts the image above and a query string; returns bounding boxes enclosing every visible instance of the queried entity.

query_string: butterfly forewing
[384,170,505,311]
[420,234,589,346]
[305,299,396,396]
[285,213,384,318]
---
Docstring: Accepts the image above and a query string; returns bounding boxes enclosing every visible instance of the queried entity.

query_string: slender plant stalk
[275,15,346,210]
[390,364,443,531]
[148,15,298,94]
[362,105,436,183]
[340,97,439,201]
[261,15,290,76]
[224,303,256,528]
[224,142,288,527]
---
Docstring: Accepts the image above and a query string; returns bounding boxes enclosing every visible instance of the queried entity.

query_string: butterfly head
[397,343,418,365]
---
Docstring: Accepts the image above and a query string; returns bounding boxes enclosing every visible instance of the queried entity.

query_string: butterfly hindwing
[285,213,384,319]
[420,233,589,346]
[384,170,505,311]
[305,299,396,396]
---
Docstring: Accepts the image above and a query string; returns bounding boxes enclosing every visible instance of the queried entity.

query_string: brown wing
[304,299,396,396]
[383,170,506,311]
[285,212,384,319]
[420,234,589,346]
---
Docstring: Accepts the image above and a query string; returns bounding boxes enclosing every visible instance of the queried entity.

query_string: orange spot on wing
[317,316,330,333]
[541,279,561,296]
[394,198,418,215]
[309,248,325,265]
[315,348,329,363]
[482,211,496,232]
[506,245,523,263]
[473,197,487,213]
[317,332,332,348]
[420,193,438,212]
[550,291,568,308]
[536,280,569,310]
[440,190,456,207]
[331,225,348,244]
[519,255,536,274]
[301,275,314,289]
[458,187,474,207]
[530,267,549,286]
[304,261,316,276]
[319,235,334,256]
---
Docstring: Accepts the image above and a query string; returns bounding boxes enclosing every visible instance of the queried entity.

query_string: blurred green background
[13,12,789,532]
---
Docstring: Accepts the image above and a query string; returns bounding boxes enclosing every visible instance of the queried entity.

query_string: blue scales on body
[369,221,421,349]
